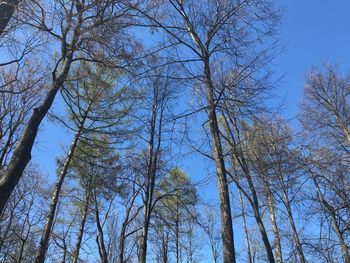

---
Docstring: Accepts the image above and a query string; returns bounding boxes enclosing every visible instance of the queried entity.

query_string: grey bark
[313,177,350,263]
[94,189,108,263]
[34,111,87,263]
[203,57,236,263]
[138,83,162,263]
[0,0,19,36]
[262,176,283,263]
[72,192,90,263]
[0,53,74,215]
[238,189,253,263]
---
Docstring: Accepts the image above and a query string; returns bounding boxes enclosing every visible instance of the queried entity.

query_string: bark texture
[34,114,86,263]
[0,0,19,35]
[204,60,236,263]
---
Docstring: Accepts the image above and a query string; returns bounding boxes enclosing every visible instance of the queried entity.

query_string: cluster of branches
[0,1,349,263]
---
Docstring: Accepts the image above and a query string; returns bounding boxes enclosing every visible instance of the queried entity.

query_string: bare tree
[135,62,178,263]
[300,64,350,263]
[132,1,280,261]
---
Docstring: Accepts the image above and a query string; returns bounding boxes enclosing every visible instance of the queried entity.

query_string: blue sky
[34,0,350,174]
[275,0,350,118]
[31,0,350,261]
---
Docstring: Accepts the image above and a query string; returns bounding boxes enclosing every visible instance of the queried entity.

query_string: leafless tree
[132,1,280,261]
[300,64,350,263]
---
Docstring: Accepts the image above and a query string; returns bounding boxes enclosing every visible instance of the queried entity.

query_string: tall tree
[136,62,177,263]
[0,0,134,213]
[157,168,198,263]
[300,64,350,263]
[35,62,132,263]
[133,1,280,261]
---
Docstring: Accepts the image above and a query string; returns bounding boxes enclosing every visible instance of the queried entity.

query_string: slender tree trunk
[280,188,306,263]
[138,92,161,263]
[94,191,108,263]
[175,216,180,263]
[284,197,306,263]
[17,239,26,262]
[0,55,73,215]
[138,225,148,263]
[238,189,253,263]
[313,178,350,263]
[34,110,87,263]
[221,111,274,263]
[60,243,67,263]
[118,221,126,263]
[138,206,151,263]
[246,177,275,263]
[204,59,236,263]
[0,0,19,36]
[72,192,90,263]
[235,153,275,263]
[119,195,138,263]
[263,178,283,263]
[178,5,236,261]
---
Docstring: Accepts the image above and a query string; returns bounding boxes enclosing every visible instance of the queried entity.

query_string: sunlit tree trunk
[34,109,88,263]
[313,177,350,263]
[204,58,236,263]
[262,177,283,263]
[72,191,90,263]
[238,189,253,263]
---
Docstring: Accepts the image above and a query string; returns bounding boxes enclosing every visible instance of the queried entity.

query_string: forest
[0,0,349,262]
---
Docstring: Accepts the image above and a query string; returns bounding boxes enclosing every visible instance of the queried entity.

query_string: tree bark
[277,173,306,263]
[204,59,236,263]
[242,163,275,263]
[72,191,90,263]
[283,195,306,263]
[263,177,283,263]
[34,109,87,263]
[313,177,350,263]
[231,146,276,263]
[94,191,108,263]
[0,55,73,215]
[0,0,19,36]
[138,89,161,263]
[175,215,180,263]
[238,189,253,263]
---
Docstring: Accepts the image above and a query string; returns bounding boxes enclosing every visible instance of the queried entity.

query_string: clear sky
[275,0,350,119]
[30,0,350,261]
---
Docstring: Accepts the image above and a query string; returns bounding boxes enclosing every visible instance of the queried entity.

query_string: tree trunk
[34,110,86,263]
[118,197,137,263]
[138,224,148,263]
[138,91,160,263]
[313,178,350,263]
[118,221,126,263]
[0,0,19,36]
[234,152,275,263]
[245,176,275,263]
[238,189,253,263]
[263,178,283,263]
[72,192,90,263]
[279,181,306,263]
[94,191,108,263]
[60,243,67,263]
[175,216,180,263]
[204,59,236,263]
[0,55,73,215]
[222,112,274,263]
[284,196,306,263]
